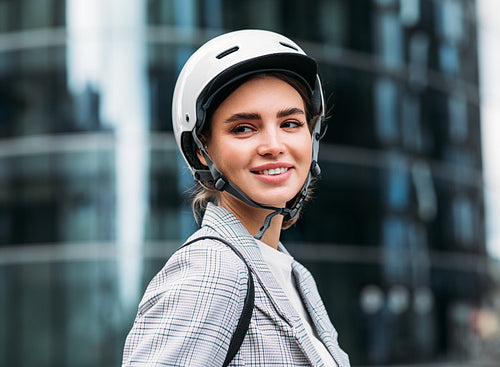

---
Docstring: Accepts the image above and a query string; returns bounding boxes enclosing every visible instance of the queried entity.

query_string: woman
[122,29,350,367]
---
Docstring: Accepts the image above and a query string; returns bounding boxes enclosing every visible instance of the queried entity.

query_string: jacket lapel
[201,204,301,325]
[201,204,343,366]
[290,259,350,367]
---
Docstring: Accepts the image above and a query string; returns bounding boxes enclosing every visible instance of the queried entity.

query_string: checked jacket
[122,203,350,367]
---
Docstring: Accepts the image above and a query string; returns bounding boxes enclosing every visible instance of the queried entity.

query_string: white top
[257,241,338,367]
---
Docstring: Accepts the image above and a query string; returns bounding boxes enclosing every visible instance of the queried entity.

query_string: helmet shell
[172,29,324,174]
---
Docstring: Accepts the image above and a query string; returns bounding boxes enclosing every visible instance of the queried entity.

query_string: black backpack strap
[180,235,255,367]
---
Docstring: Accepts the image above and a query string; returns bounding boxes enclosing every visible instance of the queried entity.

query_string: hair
[191,72,321,229]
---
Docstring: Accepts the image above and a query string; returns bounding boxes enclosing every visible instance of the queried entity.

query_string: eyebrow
[224,112,261,123]
[277,107,305,118]
[224,107,305,123]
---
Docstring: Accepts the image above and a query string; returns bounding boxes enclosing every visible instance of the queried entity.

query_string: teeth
[258,167,288,175]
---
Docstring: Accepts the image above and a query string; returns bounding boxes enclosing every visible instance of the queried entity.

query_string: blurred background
[1,0,499,366]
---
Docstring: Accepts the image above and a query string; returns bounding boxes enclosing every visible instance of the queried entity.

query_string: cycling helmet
[172,29,325,239]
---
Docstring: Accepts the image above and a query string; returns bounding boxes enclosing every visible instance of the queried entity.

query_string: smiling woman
[122,29,350,367]
[199,75,313,231]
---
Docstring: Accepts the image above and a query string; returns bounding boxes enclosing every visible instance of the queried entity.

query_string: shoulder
[174,229,249,277]
[169,235,249,287]
[138,231,250,315]
[123,232,253,366]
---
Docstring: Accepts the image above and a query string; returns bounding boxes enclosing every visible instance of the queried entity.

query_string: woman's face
[202,75,312,208]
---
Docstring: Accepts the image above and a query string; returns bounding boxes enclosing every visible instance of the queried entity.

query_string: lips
[256,167,289,175]
[251,163,293,176]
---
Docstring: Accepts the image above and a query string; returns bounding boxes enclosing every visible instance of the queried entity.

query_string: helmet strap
[191,129,315,240]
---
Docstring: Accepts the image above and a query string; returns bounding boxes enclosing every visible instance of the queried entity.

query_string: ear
[196,144,209,167]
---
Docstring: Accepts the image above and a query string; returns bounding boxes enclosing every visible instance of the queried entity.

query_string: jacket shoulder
[138,231,249,316]
[122,232,251,366]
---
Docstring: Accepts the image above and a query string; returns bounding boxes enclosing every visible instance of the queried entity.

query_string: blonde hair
[191,72,321,229]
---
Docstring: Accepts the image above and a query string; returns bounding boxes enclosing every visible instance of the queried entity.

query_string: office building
[0,0,493,365]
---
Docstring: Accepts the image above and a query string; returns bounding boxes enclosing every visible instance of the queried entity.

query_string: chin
[251,196,294,208]
[244,187,301,208]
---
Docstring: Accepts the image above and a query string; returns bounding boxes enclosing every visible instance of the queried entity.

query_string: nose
[256,127,285,157]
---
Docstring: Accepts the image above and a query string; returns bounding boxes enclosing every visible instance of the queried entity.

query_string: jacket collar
[201,203,348,367]
[201,204,299,325]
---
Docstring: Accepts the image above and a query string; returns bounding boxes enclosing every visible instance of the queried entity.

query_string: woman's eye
[231,125,254,134]
[281,120,304,129]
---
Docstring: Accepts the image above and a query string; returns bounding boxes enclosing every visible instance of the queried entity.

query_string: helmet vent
[279,41,298,51]
[216,46,239,59]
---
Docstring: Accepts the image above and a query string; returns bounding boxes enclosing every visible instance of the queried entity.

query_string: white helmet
[172,29,325,238]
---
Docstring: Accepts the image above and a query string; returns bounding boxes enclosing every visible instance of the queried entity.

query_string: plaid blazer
[122,204,350,367]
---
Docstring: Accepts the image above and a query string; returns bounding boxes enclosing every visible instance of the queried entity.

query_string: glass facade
[1,0,498,366]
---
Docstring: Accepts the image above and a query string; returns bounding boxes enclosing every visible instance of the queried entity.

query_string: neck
[219,193,283,249]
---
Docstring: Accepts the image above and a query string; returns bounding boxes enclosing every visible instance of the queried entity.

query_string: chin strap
[192,129,321,240]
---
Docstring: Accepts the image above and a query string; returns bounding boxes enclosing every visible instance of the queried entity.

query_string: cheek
[295,134,313,160]
[209,138,249,173]
[295,139,313,178]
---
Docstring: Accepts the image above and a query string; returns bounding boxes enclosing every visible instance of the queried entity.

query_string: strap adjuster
[214,177,227,191]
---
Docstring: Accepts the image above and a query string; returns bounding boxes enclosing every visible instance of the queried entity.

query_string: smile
[255,167,289,175]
